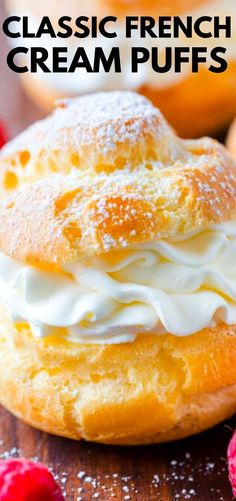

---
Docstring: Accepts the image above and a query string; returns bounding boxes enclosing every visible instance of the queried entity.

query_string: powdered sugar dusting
[0,92,236,264]
[0,434,231,500]
[1,91,172,160]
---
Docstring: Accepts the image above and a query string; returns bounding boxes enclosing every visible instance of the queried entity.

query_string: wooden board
[0,405,234,500]
[0,5,235,500]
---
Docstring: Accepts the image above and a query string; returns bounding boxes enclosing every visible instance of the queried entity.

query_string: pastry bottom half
[0,303,236,445]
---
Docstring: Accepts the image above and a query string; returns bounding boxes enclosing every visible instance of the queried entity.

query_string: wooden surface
[0,5,236,501]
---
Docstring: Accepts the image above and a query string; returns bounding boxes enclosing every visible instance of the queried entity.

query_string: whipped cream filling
[10,0,236,93]
[0,221,236,344]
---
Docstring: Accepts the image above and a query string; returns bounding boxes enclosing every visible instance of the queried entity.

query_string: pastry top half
[1,91,236,346]
[0,91,236,266]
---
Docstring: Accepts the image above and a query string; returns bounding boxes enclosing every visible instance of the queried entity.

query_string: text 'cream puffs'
[5,0,236,138]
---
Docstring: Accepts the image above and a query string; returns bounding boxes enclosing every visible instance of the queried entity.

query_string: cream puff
[5,0,236,138]
[0,92,236,444]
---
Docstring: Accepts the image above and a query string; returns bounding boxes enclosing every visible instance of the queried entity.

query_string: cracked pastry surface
[1,91,236,264]
[1,92,236,443]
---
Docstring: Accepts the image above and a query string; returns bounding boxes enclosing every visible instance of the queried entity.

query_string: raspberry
[0,458,64,501]
[0,122,7,148]
[228,430,236,497]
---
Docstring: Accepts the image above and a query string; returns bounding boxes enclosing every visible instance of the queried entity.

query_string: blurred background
[0,3,44,139]
[1,0,236,144]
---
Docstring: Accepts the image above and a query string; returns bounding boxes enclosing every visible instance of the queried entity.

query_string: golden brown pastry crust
[0,303,236,445]
[0,92,236,265]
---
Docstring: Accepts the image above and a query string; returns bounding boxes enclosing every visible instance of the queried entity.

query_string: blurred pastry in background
[227,119,236,159]
[5,0,236,138]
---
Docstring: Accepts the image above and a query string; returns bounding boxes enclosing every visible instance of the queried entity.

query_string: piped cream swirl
[0,220,236,344]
